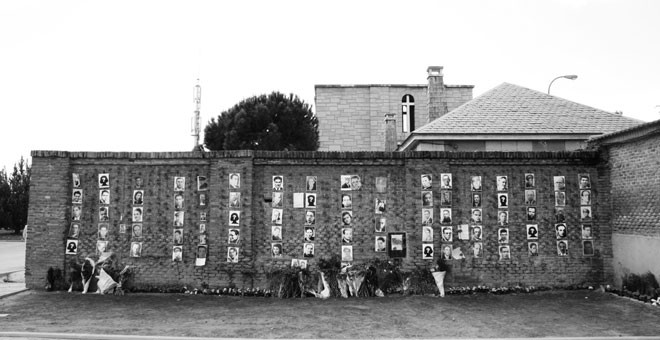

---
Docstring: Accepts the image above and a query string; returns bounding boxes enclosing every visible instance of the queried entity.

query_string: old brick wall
[27,150,609,290]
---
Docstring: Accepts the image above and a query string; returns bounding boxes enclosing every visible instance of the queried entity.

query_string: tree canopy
[0,157,30,233]
[204,92,319,151]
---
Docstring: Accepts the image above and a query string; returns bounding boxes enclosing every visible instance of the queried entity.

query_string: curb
[0,288,28,299]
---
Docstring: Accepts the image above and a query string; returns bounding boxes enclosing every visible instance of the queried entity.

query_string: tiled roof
[414,83,643,136]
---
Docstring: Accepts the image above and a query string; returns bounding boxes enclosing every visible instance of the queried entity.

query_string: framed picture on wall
[197,176,208,191]
[387,232,407,258]
[579,174,591,189]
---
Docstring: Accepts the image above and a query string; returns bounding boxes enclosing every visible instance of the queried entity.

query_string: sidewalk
[0,270,27,298]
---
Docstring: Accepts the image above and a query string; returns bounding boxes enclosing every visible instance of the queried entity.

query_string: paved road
[0,241,25,274]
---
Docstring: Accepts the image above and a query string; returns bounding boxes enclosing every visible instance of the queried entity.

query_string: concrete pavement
[0,240,27,297]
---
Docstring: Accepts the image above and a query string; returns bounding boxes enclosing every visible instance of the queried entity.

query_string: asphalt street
[0,241,25,274]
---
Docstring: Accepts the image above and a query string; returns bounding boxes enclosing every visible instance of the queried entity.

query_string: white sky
[1,0,659,171]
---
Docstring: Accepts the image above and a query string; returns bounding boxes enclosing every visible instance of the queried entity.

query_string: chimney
[427,66,448,123]
[384,113,397,152]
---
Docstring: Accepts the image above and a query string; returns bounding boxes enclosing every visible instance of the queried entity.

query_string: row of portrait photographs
[290,259,309,269]
[421,208,453,225]
[420,174,453,190]
[421,191,452,207]
[172,176,210,192]
[340,175,362,191]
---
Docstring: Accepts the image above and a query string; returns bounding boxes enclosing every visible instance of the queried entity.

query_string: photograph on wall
[72,189,83,204]
[581,224,593,239]
[496,176,508,192]
[524,190,536,205]
[553,176,566,191]
[524,173,535,188]
[421,174,433,190]
[578,173,591,189]
[271,192,282,208]
[97,240,108,255]
[271,226,282,241]
[440,244,452,260]
[293,193,304,208]
[272,175,284,191]
[119,224,126,234]
[497,193,508,208]
[72,173,81,188]
[290,259,299,268]
[306,176,317,191]
[497,210,508,226]
[304,227,315,242]
[349,175,362,190]
[422,244,434,259]
[199,223,206,234]
[526,224,539,240]
[375,236,386,252]
[174,176,185,192]
[471,176,482,191]
[229,210,241,226]
[580,190,591,205]
[528,242,539,256]
[554,207,566,223]
[132,207,143,222]
[69,223,80,238]
[470,209,482,224]
[375,177,387,193]
[135,177,143,189]
[132,224,143,238]
[228,228,240,244]
[583,240,594,256]
[99,207,109,221]
[341,211,352,226]
[421,191,433,207]
[271,209,283,224]
[173,211,184,227]
[499,245,511,260]
[65,239,78,255]
[498,228,509,244]
[469,242,481,258]
[133,190,144,205]
[375,199,386,214]
[299,259,308,269]
[199,193,207,206]
[441,226,453,242]
[422,226,433,242]
[172,246,183,262]
[440,173,452,189]
[340,175,352,190]
[555,223,568,239]
[199,234,207,245]
[98,173,109,189]
[341,245,353,262]
[375,217,386,232]
[581,206,592,220]
[303,243,314,258]
[197,176,208,191]
[387,232,407,258]
[436,191,450,208]
[457,224,469,240]
[229,173,240,189]
[304,210,315,225]
[422,208,433,225]
[557,240,568,256]
[173,228,183,245]
[99,189,110,205]
[305,193,316,208]
[555,191,566,206]
[174,193,184,210]
[200,212,207,222]
[527,207,537,221]
[272,243,283,257]
[341,228,353,244]
[470,226,482,241]
[196,245,208,266]
[341,193,353,209]
[472,193,482,208]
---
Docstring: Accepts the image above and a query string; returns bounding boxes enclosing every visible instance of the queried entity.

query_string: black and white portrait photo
[99,189,110,205]
[524,173,535,189]
[375,199,386,214]
[97,240,108,255]
[581,206,592,220]
[471,176,482,191]
[199,223,206,234]
[497,210,508,226]
[199,233,207,245]
[135,177,143,189]
[119,224,127,234]
[272,175,284,191]
[471,226,482,241]
[422,191,433,207]
[555,223,567,239]
[172,246,183,262]
[349,175,362,191]
[421,174,433,190]
[581,224,593,239]
[553,176,566,192]
[340,175,352,190]
[555,191,566,206]
[173,228,183,245]
[580,190,591,205]
[583,240,594,256]
[133,190,144,205]
[72,173,81,188]
[305,210,315,225]
[174,193,184,210]
[497,193,508,208]
[305,193,316,208]
[527,207,537,221]
[228,228,240,244]
[341,245,353,262]
[69,223,80,238]
[303,243,315,258]
[272,243,282,257]
[130,242,142,258]
[227,247,239,263]
[271,209,283,224]
[341,211,352,226]
[304,227,315,242]
[196,245,207,266]
[554,207,566,223]
[65,239,78,255]
[375,217,386,232]
[578,174,591,189]
[472,242,483,258]
[496,176,508,192]
[197,176,208,191]
[174,176,185,192]
[72,189,83,204]
[132,224,143,238]
[306,176,317,191]
[422,208,433,225]
[99,207,109,221]
[271,192,283,208]
[528,242,539,256]
[96,223,108,240]
[557,240,568,256]
[472,193,482,208]
[440,173,452,189]
[498,228,509,244]
[422,226,433,242]
[499,245,511,260]
[229,173,240,189]
[341,193,353,209]
[200,212,207,222]
[422,244,434,260]
[230,192,241,208]
[173,211,184,227]
[341,228,353,244]
[229,210,241,226]
[441,244,452,260]
[199,193,207,206]
[98,173,109,189]
[527,224,539,239]
[441,226,453,242]
[470,208,482,224]
[375,177,387,193]
[524,190,536,206]
[440,191,452,207]
[375,236,386,252]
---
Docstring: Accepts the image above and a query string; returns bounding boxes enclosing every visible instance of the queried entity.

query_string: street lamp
[548,75,578,94]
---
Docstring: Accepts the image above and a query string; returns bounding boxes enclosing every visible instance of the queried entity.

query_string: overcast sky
[1,0,659,171]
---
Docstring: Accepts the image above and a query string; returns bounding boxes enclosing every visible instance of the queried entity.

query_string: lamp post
[548,75,578,94]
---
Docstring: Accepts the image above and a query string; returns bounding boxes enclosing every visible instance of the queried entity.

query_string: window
[402,95,415,132]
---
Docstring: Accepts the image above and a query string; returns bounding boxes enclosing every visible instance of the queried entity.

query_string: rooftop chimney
[384,113,397,152]
[427,66,448,123]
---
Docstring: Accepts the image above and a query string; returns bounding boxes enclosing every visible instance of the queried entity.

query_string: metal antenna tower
[191,79,202,149]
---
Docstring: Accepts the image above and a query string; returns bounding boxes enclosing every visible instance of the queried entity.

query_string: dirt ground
[1,289,660,338]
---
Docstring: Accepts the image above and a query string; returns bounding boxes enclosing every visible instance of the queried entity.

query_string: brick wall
[27,150,609,290]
